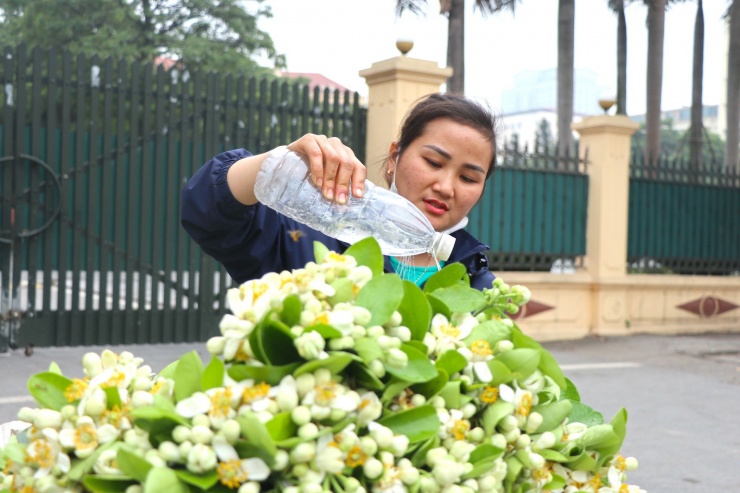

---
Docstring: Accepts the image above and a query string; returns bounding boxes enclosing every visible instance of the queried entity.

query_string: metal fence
[0,44,367,350]
[468,140,589,271]
[628,151,740,275]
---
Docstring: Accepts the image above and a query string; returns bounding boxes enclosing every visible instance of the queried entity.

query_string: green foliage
[631,118,727,165]
[0,0,283,77]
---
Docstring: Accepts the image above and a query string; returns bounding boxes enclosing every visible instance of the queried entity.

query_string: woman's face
[391,118,492,232]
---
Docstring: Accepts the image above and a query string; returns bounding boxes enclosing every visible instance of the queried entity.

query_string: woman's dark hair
[385,93,499,185]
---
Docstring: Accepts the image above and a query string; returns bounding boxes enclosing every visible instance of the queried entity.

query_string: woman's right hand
[287,134,366,205]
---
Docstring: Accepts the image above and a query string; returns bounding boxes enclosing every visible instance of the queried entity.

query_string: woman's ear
[388,141,400,173]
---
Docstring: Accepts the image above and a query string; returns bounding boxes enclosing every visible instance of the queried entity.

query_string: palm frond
[395,0,429,17]
[474,0,520,16]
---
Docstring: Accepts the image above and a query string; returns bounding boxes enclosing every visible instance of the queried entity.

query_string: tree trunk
[645,0,666,165]
[616,3,627,115]
[446,0,465,94]
[689,0,704,175]
[727,0,740,170]
[557,0,575,160]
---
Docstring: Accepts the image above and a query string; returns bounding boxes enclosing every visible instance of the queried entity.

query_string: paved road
[1,332,739,492]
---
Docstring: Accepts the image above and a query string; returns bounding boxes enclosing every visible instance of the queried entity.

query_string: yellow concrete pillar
[359,56,452,186]
[572,115,640,336]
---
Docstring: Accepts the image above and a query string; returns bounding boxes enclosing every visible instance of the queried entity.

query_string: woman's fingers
[287,134,365,204]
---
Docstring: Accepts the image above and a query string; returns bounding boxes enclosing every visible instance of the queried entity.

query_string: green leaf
[306,323,343,339]
[27,372,73,410]
[544,474,567,490]
[410,436,439,468]
[102,386,121,410]
[82,476,136,493]
[157,360,178,380]
[378,405,440,443]
[355,274,404,326]
[427,294,451,318]
[438,380,462,409]
[494,349,540,380]
[257,319,301,365]
[144,467,188,493]
[568,401,604,427]
[344,237,384,277]
[294,352,357,377]
[487,359,514,386]
[512,328,567,390]
[131,405,189,440]
[353,337,384,363]
[561,378,581,402]
[424,263,468,293]
[202,356,225,391]
[539,449,568,463]
[228,363,300,385]
[314,241,329,264]
[382,380,412,403]
[48,361,63,375]
[281,294,303,327]
[237,412,277,464]
[265,412,298,442]
[463,320,512,347]
[532,399,573,433]
[174,469,219,490]
[435,350,468,377]
[384,344,437,383]
[174,351,204,402]
[606,408,628,455]
[505,456,523,482]
[482,401,515,436]
[411,369,449,399]
[469,443,505,464]
[428,285,486,313]
[328,278,355,305]
[349,361,384,390]
[397,280,432,341]
[117,447,152,482]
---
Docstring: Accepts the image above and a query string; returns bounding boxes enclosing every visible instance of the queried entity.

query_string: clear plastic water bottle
[254,147,455,261]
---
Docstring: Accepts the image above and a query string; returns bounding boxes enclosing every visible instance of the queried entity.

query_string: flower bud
[84,396,106,417]
[529,452,545,470]
[366,326,385,338]
[359,436,378,456]
[425,447,448,467]
[363,458,383,480]
[290,442,316,463]
[499,415,518,432]
[503,428,520,444]
[625,457,639,470]
[145,450,166,468]
[534,431,556,450]
[295,374,316,397]
[515,434,531,449]
[294,331,325,360]
[386,311,403,327]
[206,337,226,355]
[187,443,217,473]
[17,407,37,423]
[178,441,193,459]
[468,427,485,443]
[238,482,261,493]
[368,360,386,378]
[491,433,507,449]
[298,423,319,440]
[495,340,514,353]
[221,420,241,444]
[100,349,118,369]
[351,306,372,326]
[191,425,214,444]
[525,412,544,434]
[390,434,410,456]
[172,425,191,443]
[369,424,394,449]
[461,403,477,419]
[82,352,103,377]
[273,450,289,471]
[192,414,210,428]
[159,441,181,462]
[131,390,154,408]
[34,409,63,429]
[301,484,323,493]
[385,348,408,369]
[419,477,441,493]
[291,406,312,426]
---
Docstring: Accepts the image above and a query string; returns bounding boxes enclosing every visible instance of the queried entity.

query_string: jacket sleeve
[181,148,344,283]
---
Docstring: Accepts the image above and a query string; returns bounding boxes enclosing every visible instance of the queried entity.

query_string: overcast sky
[258,0,728,117]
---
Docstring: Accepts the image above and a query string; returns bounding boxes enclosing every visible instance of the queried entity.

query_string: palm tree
[608,0,629,115]
[727,0,740,169]
[645,0,666,165]
[557,0,575,158]
[395,0,520,95]
[689,0,704,172]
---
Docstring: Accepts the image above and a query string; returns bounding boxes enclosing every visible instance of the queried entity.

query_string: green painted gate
[0,44,366,351]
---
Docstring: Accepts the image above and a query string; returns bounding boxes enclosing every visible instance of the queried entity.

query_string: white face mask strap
[390,147,400,194]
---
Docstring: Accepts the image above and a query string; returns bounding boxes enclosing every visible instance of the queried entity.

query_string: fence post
[572,115,639,334]
[359,51,452,185]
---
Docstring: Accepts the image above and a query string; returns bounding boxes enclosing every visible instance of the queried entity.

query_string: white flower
[219,314,256,337]
[176,392,211,418]
[431,458,466,487]
[302,380,359,417]
[58,416,100,459]
[314,434,345,474]
[294,331,326,360]
[94,448,124,475]
[357,392,383,427]
[499,384,535,417]
[430,313,479,355]
[211,436,271,487]
[24,428,71,476]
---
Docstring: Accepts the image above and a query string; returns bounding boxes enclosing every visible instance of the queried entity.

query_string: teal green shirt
[389,257,446,287]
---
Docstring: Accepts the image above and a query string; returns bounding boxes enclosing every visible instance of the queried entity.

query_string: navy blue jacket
[181,149,495,290]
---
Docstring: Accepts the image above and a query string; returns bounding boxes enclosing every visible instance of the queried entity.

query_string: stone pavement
[1,331,739,492]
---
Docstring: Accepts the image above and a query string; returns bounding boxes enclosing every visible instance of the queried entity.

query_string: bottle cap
[432,232,456,261]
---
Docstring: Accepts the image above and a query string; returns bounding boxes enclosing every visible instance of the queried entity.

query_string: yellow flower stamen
[440,324,460,338]
[315,312,330,325]
[480,385,499,405]
[150,380,166,395]
[20,485,35,493]
[470,340,492,357]
[314,382,338,406]
[234,342,251,362]
[589,473,603,490]
[64,378,89,402]
[26,439,54,469]
[451,419,470,440]
[619,485,631,493]
[210,387,234,419]
[75,422,99,452]
[102,404,130,428]
[561,431,569,442]
[102,370,126,388]
[517,393,532,417]
[532,468,550,481]
[345,445,367,468]
[327,252,347,263]
[217,459,248,489]
[242,382,271,404]
[615,455,626,471]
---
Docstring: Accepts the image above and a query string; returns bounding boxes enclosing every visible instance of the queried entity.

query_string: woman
[181,93,498,290]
